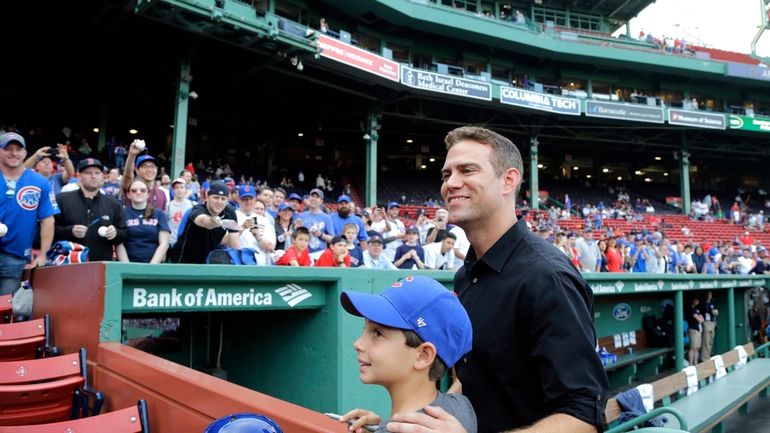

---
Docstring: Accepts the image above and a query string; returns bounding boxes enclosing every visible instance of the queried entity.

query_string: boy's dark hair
[274,187,287,196]
[293,226,310,239]
[403,329,447,382]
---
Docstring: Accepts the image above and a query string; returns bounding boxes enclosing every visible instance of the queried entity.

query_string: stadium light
[93,128,99,133]
[537,163,544,169]
[634,170,643,175]
[654,156,662,161]
[406,139,413,143]
[129,129,138,135]
[586,175,592,179]
[297,133,304,137]
[420,164,427,169]
[617,176,622,180]
[602,168,609,173]
[429,158,436,162]
[664,172,669,176]
[644,178,652,183]
[573,166,579,171]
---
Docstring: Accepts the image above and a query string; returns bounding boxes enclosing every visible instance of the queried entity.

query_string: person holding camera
[234,185,275,266]
[24,142,74,196]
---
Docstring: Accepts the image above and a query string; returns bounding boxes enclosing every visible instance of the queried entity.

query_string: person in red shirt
[276,227,311,266]
[606,237,624,272]
[314,235,351,267]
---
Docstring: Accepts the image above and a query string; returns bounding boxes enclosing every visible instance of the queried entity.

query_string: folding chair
[0,348,103,425]
[0,315,56,361]
[0,400,149,433]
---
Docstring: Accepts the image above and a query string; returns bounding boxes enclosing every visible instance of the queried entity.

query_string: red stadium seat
[0,296,11,324]
[0,348,103,426]
[0,315,54,361]
[0,400,149,433]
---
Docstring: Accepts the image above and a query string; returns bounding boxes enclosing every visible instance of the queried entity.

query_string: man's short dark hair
[444,126,524,197]
[403,329,447,382]
[445,232,457,241]
[274,187,287,197]
[260,186,273,194]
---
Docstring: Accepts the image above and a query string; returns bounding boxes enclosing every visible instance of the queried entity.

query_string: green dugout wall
[33,263,768,420]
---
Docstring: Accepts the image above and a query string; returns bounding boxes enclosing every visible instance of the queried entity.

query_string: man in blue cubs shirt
[0,132,60,295]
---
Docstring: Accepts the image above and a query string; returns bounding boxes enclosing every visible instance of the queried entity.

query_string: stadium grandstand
[2,0,770,432]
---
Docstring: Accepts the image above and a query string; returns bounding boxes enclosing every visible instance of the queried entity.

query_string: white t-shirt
[236,210,276,266]
[449,225,470,269]
[371,218,405,262]
[423,242,456,270]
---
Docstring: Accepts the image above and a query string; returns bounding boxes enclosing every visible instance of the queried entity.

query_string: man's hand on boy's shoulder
[388,405,466,433]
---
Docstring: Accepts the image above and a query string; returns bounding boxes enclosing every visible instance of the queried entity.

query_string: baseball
[98,226,108,237]
[134,139,146,151]
[0,223,7,237]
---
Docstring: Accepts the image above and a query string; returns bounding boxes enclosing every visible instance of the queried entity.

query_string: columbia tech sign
[123,283,326,312]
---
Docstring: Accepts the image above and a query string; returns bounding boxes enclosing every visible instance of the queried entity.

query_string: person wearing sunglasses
[116,180,170,263]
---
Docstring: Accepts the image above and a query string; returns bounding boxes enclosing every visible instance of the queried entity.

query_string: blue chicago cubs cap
[0,132,26,149]
[238,185,256,198]
[387,201,400,209]
[288,193,302,201]
[338,194,351,203]
[278,203,294,212]
[340,275,472,368]
[135,155,157,168]
[203,413,283,433]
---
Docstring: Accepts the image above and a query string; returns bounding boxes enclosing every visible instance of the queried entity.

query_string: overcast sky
[613,0,769,56]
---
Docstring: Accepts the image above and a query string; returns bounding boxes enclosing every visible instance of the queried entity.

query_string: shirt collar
[466,219,527,274]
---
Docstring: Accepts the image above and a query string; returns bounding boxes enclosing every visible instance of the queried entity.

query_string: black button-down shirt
[455,220,609,433]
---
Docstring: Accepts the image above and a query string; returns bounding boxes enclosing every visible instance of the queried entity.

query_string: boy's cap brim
[341,291,411,331]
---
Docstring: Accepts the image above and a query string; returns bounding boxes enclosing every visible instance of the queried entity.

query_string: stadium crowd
[3,130,770,278]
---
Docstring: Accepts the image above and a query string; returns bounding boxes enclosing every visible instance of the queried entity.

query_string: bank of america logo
[275,284,312,307]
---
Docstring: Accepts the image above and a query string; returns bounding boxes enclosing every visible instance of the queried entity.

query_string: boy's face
[344,227,357,241]
[353,319,415,386]
[332,241,348,256]
[406,232,418,243]
[294,233,310,251]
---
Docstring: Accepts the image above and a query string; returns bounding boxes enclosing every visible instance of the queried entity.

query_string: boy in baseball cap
[337,276,476,433]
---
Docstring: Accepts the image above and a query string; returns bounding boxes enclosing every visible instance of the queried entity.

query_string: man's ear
[413,342,437,371]
[501,167,521,197]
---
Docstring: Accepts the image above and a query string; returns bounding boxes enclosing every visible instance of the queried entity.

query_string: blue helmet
[204,413,284,433]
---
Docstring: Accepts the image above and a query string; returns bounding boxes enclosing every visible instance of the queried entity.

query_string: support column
[727,287,736,348]
[171,59,192,180]
[529,137,539,209]
[674,290,684,371]
[679,141,691,215]
[365,110,380,207]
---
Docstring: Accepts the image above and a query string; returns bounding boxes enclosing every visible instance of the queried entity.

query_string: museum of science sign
[499,86,581,116]
[400,66,491,101]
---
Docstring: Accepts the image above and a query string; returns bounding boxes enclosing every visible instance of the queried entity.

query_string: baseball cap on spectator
[278,203,294,213]
[708,247,719,257]
[337,194,351,203]
[567,232,577,239]
[288,193,302,202]
[635,234,644,242]
[369,234,383,244]
[238,185,257,199]
[77,158,104,172]
[171,178,186,187]
[387,201,400,209]
[209,181,229,197]
[340,275,472,368]
[135,155,156,168]
[0,132,26,148]
[330,235,347,246]
[406,227,419,235]
[309,188,324,199]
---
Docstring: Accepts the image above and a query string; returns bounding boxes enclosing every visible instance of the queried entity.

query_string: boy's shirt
[394,243,425,269]
[313,248,351,267]
[377,392,477,433]
[275,246,311,266]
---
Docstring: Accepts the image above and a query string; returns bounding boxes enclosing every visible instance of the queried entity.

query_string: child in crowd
[337,276,476,433]
[342,222,364,267]
[275,226,311,266]
[314,235,351,267]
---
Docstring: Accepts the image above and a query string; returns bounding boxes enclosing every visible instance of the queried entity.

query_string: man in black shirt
[389,126,608,433]
[174,181,241,264]
[54,158,127,261]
